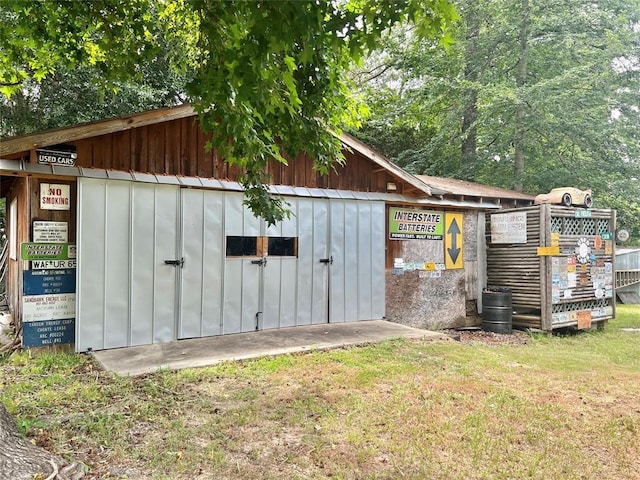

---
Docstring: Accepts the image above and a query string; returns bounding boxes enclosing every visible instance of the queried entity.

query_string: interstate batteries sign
[389,208,444,240]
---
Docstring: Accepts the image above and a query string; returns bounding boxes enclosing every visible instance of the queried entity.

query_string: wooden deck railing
[616,269,640,288]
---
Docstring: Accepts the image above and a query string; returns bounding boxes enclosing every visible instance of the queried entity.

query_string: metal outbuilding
[1,104,535,351]
[616,247,640,303]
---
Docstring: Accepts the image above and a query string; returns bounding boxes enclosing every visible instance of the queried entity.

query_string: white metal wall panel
[77,179,107,351]
[130,184,157,346]
[329,201,346,322]
[180,189,227,339]
[328,200,385,323]
[357,202,373,320]
[151,186,180,343]
[277,259,298,327]
[311,199,329,324]
[180,189,205,338]
[295,198,314,325]
[178,189,225,338]
[223,193,261,334]
[279,200,300,328]
[201,192,224,336]
[263,200,298,329]
[103,181,131,348]
[77,179,180,351]
[341,200,360,321]
[78,179,385,352]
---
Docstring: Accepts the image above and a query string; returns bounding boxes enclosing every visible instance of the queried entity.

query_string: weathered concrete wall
[385,211,480,330]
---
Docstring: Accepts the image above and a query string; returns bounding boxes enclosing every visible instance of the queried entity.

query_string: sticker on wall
[490,211,527,244]
[575,238,591,264]
[577,310,592,329]
[33,221,68,243]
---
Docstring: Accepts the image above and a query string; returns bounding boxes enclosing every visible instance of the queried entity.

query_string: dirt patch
[447,327,532,346]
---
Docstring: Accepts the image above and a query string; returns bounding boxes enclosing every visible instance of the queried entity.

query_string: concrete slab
[92,320,446,376]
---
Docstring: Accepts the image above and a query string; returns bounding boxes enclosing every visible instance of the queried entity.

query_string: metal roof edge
[337,132,449,197]
[0,164,499,210]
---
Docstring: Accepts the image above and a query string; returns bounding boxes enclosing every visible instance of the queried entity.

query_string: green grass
[1,305,640,479]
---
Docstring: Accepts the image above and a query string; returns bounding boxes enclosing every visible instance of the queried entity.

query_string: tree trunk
[461,4,480,180]
[514,0,530,192]
[0,403,84,480]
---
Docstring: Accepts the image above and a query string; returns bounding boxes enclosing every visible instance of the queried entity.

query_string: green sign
[600,232,613,240]
[389,208,444,240]
[21,243,75,261]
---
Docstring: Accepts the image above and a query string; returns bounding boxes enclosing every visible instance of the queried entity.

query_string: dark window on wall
[225,236,299,257]
[268,237,298,256]
[226,236,258,256]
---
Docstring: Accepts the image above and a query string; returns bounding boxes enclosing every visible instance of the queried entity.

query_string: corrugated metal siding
[77,179,180,351]
[77,178,386,351]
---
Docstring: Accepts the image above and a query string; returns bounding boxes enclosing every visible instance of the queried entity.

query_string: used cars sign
[37,148,77,166]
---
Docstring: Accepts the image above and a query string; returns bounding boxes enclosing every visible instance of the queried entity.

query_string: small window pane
[268,237,298,257]
[226,236,257,256]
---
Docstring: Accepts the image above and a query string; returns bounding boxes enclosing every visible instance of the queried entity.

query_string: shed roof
[416,175,536,202]
[1,104,529,208]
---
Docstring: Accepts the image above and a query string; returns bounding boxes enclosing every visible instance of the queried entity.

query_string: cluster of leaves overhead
[186,0,457,224]
[353,0,640,240]
[0,0,157,93]
[0,0,193,137]
[0,0,457,225]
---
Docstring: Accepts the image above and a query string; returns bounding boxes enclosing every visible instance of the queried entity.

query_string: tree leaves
[2,0,457,223]
[354,0,640,239]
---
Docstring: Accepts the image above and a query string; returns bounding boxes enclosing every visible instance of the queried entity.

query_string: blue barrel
[482,288,512,334]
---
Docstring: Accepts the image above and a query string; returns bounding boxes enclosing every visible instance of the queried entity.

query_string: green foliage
[186,0,457,223]
[0,0,457,224]
[0,0,158,97]
[354,0,640,240]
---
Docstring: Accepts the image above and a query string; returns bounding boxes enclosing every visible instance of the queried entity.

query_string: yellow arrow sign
[445,213,463,269]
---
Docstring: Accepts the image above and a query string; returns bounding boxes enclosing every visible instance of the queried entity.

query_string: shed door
[77,179,180,351]
[328,199,385,323]
[219,196,331,332]
[178,189,224,339]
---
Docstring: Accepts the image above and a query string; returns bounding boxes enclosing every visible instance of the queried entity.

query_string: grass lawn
[1,305,639,480]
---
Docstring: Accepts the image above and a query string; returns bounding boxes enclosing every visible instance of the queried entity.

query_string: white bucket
[0,313,13,334]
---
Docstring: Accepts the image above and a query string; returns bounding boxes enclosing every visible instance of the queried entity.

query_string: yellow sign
[445,213,463,269]
[424,262,436,271]
[551,232,560,247]
[537,246,560,256]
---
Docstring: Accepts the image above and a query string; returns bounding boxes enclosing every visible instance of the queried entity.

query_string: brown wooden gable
[9,115,413,194]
